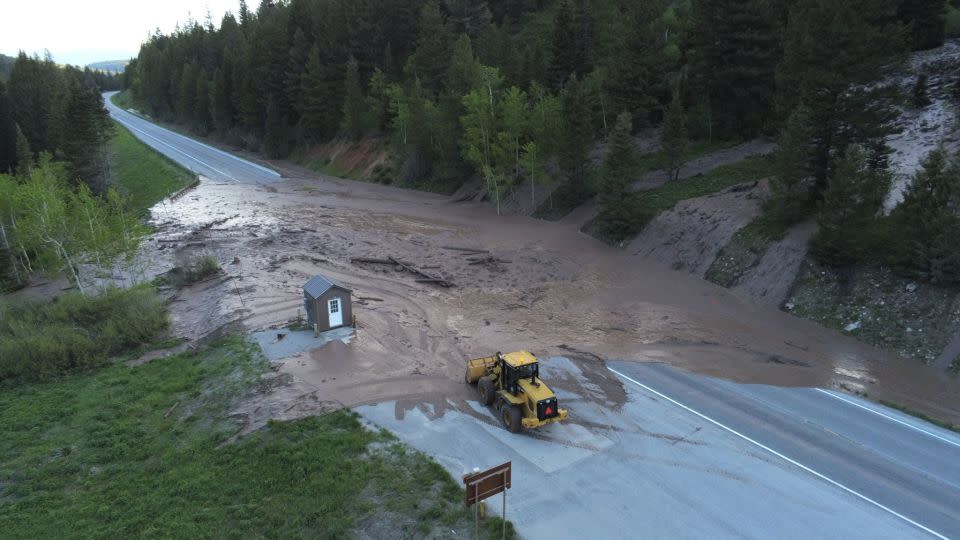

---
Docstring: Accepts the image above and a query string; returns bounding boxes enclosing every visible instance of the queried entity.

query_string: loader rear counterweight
[464,351,568,432]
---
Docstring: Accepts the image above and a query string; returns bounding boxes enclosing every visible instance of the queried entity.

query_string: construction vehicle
[465,351,568,433]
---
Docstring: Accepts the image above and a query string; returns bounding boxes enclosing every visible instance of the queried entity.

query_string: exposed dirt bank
[127,168,960,428]
[628,181,764,275]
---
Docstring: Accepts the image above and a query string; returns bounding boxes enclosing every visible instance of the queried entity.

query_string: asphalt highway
[608,361,960,539]
[102,91,281,184]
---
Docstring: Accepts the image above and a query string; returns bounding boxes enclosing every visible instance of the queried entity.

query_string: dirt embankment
[628,182,764,275]
[731,221,817,307]
[126,168,960,430]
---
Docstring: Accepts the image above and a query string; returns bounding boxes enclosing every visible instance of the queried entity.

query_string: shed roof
[303,274,350,299]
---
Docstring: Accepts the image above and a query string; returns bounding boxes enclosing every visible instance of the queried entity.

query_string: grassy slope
[0,285,169,382]
[0,337,513,538]
[535,139,740,221]
[109,89,137,110]
[107,119,195,216]
[631,154,774,228]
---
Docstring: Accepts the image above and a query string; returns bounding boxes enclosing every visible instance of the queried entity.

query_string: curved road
[103,91,281,184]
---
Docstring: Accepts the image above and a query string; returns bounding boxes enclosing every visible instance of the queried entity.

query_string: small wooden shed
[303,274,353,332]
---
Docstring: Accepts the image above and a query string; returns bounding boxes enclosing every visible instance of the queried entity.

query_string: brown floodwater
[137,172,960,428]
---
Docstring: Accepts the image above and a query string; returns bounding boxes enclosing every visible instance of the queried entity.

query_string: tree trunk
[0,221,21,284]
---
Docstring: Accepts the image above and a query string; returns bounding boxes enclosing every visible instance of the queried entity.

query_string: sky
[0,0,240,67]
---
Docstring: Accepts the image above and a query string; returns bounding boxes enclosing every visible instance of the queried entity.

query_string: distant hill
[0,54,14,82]
[86,60,128,74]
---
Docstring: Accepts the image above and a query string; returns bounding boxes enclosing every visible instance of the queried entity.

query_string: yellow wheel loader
[464,351,568,433]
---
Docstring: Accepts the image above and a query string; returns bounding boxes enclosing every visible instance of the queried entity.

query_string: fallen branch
[442,246,489,254]
[163,401,180,418]
[351,257,395,265]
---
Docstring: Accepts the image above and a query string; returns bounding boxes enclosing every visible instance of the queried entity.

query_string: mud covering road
[128,170,960,428]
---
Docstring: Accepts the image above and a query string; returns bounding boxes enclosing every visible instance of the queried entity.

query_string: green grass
[705,213,789,287]
[879,400,960,434]
[0,337,509,538]
[109,89,137,111]
[534,138,740,221]
[0,285,169,382]
[633,138,739,175]
[107,120,195,216]
[631,154,775,230]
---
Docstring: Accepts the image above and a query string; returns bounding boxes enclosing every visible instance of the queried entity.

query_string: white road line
[140,116,281,178]
[106,97,280,179]
[608,366,948,540]
[814,388,960,449]
[116,119,237,182]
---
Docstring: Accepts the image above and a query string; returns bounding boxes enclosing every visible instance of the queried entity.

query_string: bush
[158,254,222,287]
[0,285,168,382]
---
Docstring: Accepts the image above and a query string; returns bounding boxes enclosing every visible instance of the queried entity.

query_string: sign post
[463,461,512,539]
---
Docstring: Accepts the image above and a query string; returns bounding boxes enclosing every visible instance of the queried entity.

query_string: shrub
[0,285,168,382]
[158,254,222,287]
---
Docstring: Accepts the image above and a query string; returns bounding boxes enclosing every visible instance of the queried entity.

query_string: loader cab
[498,351,540,395]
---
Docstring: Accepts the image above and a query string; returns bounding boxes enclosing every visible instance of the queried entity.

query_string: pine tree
[176,63,199,125]
[406,1,453,94]
[239,0,252,26]
[810,145,891,267]
[889,149,960,283]
[445,0,493,39]
[595,112,640,243]
[558,74,594,198]
[210,67,233,134]
[661,91,688,183]
[0,81,16,173]
[546,0,584,91]
[263,94,286,158]
[605,2,665,124]
[62,84,113,193]
[688,0,783,138]
[777,0,907,194]
[445,34,482,97]
[341,57,365,139]
[297,44,340,142]
[14,124,32,177]
[767,103,815,225]
[898,0,947,51]
[8,53,65,154]
[194,76,211,135]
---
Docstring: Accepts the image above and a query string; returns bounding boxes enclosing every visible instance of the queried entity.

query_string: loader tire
[502,405,522,433]
[478,377,496,406]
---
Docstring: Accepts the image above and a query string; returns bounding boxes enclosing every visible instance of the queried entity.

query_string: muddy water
[139,174,960,429]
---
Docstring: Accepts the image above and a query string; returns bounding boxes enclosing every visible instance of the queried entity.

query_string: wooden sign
[463,461,511,507]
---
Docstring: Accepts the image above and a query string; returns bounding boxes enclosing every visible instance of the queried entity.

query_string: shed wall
[307,286,352,331]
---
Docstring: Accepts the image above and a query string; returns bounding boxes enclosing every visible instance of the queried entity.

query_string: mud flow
[132,173,960,429]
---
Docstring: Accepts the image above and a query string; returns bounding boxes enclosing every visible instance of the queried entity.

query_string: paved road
[359,358,960,539]
[609,361,960,539]
[102,91,281,184]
